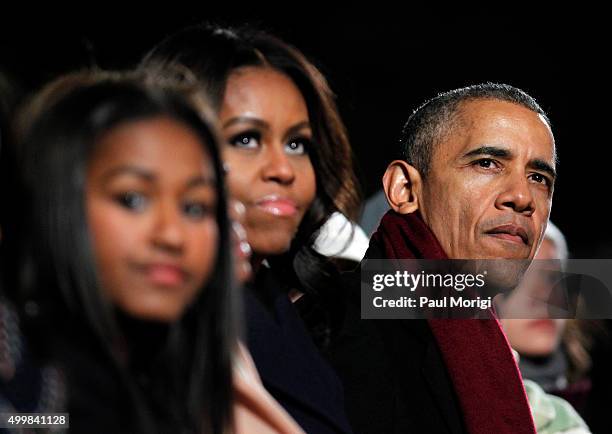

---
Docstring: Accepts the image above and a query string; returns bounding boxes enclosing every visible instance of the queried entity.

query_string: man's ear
[382,160,422,214]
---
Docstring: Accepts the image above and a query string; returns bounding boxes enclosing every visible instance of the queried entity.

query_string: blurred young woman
[143,24,361,434]
[1,70,303,433]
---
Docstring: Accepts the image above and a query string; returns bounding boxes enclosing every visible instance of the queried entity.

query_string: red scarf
[371,210,536,434]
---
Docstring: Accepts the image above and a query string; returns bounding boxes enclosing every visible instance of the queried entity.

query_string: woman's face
[500,238,567,356]
[219,66,316,258]
[86,116,218,322]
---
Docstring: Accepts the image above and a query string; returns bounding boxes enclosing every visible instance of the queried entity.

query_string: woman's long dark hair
[1,70,238,433]
[142,24,361,302]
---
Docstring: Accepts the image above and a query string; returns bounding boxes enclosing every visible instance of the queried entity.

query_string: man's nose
[495,172,536,216]
[261,145,295,185]
[151,200,185,253]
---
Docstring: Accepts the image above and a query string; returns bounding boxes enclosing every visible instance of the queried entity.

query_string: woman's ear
[382,160,422,214]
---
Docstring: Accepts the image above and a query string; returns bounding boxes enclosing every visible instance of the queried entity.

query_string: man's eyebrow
[528,159,557,180]
[463,146,513,159]
[463,146,557,180]
[222,116,268,130]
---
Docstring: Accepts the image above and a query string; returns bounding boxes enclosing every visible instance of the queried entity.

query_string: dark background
[1,6,609,257]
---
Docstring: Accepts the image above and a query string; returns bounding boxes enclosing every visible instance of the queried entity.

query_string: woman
[143,24,360,434]
[500,222,592,417]
[1,70,274,433]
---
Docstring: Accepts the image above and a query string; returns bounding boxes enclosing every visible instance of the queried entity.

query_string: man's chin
[478,237,532,260]
[455,251,533,295]
[477,259,532,295]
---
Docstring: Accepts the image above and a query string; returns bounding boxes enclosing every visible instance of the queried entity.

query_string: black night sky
[1,6,609,257]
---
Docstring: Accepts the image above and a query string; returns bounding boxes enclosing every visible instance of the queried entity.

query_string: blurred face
[500,238,567,356]
[418,99,556,261]
[86,117,218,322]
[219,66,316,258]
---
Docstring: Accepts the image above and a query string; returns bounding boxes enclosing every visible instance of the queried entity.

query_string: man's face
[418,99,555,260]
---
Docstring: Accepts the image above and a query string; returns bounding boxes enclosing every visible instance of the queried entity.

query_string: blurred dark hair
[564,320,592,383]
[141,24,361,299]
[1,70,237,433]
[0,68,22,127]
[400,82,553,178]
[0,69,23,235]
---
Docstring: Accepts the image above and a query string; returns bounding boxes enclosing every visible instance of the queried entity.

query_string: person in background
[501,223,590,390]
[500,222,592,424]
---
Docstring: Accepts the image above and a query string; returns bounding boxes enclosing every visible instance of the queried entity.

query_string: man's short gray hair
[399,82,551,177]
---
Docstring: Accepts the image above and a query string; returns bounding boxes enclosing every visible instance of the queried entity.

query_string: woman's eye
[182,202,213,220]
[285,137,311,155]
[229,132,260,149]
[116,191,148,212]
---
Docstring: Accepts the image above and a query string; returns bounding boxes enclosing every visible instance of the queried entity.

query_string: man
[328,83,556,434]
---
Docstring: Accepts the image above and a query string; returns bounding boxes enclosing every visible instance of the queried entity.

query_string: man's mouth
[485,224,530,246]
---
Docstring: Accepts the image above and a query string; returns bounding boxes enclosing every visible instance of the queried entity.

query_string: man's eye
[529,173,550,186]
[229,132,260,149]
[116,191,148,212]
[285,137,311,155]
[182,202,213,220]
[476,158,496,169]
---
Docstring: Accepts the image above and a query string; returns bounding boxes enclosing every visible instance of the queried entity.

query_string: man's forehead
[451,99,556,163]
[458,98,550,129]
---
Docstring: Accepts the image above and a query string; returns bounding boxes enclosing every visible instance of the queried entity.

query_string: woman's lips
[255,195,298,217]
[527,319,557,332]
[145,264,187,286]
